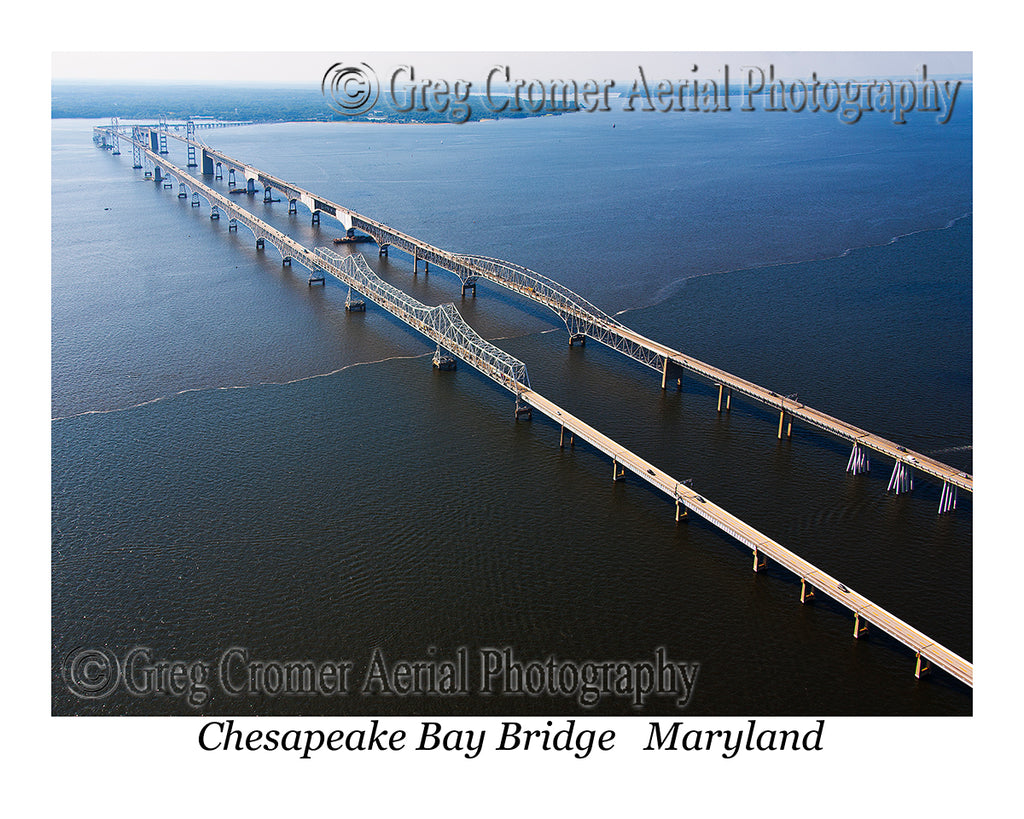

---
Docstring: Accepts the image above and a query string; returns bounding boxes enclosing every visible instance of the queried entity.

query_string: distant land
[50,83,579,123]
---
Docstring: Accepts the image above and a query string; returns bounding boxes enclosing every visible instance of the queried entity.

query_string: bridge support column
[853,613,869,639]
[256,237,264,250]
[228,218,237,232]
[568,333,586,347]
[178,183,188,199]
[914,652,931,679]
[215,163,222,180]
[228,168,236,187]
[777,409,792,439]
[887,461,913,494]
[514,397,532,420]
[413,254,419,274]
[264,186,274,203]
[938,481,958,515]
[461,279,476,297]
[289,200,297,215]
[800,578,815,603]
[752,549,767,573]
[559,424,574,449]
[675,497,687,522]
[308,269,325,286]
[612,459,625,482]
[661,358,669,390]
[846,442,870,475]
[717,384,724,412]
[311,211,321,226]
[282,256,291,266]
[378,243,388,257]
[191,192,201,207]
[210,205,220,220]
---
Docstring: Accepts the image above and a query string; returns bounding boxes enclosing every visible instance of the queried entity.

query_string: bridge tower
[158,116,169,154]
[186,119,198,168]
[109,117,121,155]
[130,126,144,170]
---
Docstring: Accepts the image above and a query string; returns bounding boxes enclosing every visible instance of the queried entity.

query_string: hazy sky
[52,51,972,86]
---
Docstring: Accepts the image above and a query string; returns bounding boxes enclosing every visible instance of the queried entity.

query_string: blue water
[52,92,972,715]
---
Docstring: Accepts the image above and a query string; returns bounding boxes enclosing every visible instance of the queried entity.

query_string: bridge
[122,124,971,514]
[93,125,973,688]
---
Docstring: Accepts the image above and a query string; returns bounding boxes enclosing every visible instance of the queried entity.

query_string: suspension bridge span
[92,129,972,688]
[124,124,972,514]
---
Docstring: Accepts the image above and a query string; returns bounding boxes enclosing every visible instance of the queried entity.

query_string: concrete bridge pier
[777,409,792,439]
[288,200,297,215]
[715,383,732,412]
[461,278,477,297]
[675,497,687,522]
[215,162,223,180]
[915,652,932,679]
[854,613,869,639]
[311,211,320,226]
[753,548,767,572]
[228,168,236,187]
[210,205,220,220]
[846,442,870,475]
[800,578,815,603]
[378,242,388,257]
[612,458,625,482]
[514,397,532,420]
[938,481,958,514]
[568,333,586,347]
[256,237,264,250]
[228,218,237,232]
[246,178,256,195]
[191,192,201,208]
[888,461,914,494]
[178,182,188,199]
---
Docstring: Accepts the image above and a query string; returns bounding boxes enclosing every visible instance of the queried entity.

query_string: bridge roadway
[149,127,972,499]
[99,133,972,688]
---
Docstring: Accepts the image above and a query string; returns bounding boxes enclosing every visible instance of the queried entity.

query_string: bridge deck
[99,127,972,688]
[154,129,971,496]
[521,390,972,688]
